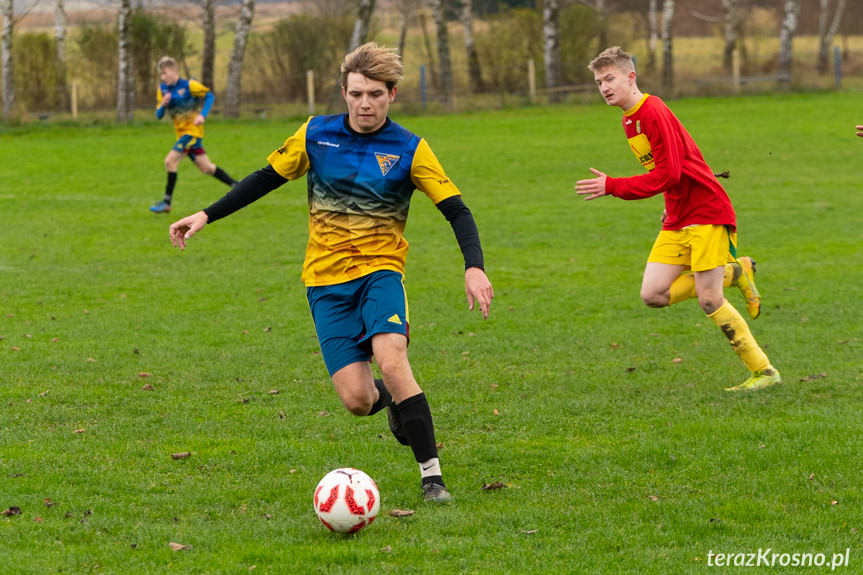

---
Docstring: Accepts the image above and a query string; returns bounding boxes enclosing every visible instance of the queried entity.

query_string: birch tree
[459,0,483,92]
[54,0,67,109]
[428,0,452,105]
[646,0,658,72]
[201,0,216,89]
[660,0,673,96]
[2,0,13,118]
[116,0,134,123]
[542,0,562,103]
[348,0,375,52]
[223,0,254,118]
[778,0,800,81]
[720,0,739,72]
[816,0,845,74]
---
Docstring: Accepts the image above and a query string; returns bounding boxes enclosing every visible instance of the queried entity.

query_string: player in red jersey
[575,46,780,391]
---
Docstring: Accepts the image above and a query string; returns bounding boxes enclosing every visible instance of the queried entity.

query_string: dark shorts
[307,270,409,376]
[172,135,206,156]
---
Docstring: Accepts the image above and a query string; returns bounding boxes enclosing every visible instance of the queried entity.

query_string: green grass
[2,92,862,574]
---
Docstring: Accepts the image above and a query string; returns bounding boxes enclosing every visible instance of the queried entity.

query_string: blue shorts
[172,135,206,156]
[307,270,410,376]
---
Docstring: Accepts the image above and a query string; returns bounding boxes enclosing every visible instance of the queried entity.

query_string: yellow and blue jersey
[267,115,461,286]
[156,78,214,139]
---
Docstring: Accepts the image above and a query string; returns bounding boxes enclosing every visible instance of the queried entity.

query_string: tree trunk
[224,0,254,118]
[816,0,845,74]
[647,0,658,72]
[418,8,437,90]
[54,0,68,110]
[660,0,673,96]
[116,0,134,123]
[398,0,412,59]
[721,0,738,72]
[595,0,607,51]
[778,0,800,81]
[201,0,216,89]
[348,0,375,52]
[542,0,562,103]
[428,0,452,106]
[2,0,13,118]
[459,0,483,92]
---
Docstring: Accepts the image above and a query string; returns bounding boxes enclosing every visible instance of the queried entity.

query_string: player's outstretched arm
[465,267,493,319]
[574,168,609,200]
[169,211,209,250]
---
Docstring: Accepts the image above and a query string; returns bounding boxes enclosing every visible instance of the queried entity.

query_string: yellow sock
[707,300,770,372]
[669,264,737,305]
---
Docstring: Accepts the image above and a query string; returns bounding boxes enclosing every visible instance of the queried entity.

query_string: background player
[575,46,780,392]
[151,56,237,214]
[167,43,494,502]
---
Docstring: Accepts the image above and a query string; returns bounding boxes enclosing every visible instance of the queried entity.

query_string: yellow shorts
[647,225,737,272]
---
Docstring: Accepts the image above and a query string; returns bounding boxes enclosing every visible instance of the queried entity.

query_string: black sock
[213,166,237,186]
[367,378,392,416]
[164,172,177,204]
[396,392,439,464]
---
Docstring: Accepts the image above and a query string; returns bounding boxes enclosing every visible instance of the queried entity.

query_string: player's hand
[856,124,863,138]
[169,211,208,250]
[161,93,171,106]
[465,267,493,319]
[660,208,667,223]
[574,168,609,200]
[194,114,206,126]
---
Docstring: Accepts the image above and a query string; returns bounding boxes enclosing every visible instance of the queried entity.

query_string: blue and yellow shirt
[267,115,461,286]
[156,78,214,139]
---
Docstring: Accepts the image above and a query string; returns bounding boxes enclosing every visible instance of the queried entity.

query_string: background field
[1,92,862,573]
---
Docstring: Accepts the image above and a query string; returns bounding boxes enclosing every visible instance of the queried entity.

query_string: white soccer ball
[313,468,380,534]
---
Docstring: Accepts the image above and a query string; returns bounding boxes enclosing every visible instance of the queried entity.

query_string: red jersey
[605,94,736,231]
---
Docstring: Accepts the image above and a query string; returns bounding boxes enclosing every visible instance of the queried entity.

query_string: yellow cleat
[733,256,761,319]
[725,368,781,392]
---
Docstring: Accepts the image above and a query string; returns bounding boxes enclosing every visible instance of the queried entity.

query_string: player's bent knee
[641,291,669,308]
[698,297,721,315]
[341,395,373,416]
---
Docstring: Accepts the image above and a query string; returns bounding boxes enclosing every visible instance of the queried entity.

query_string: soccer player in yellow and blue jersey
[150,57,237,214]
[168,43,494,502]
[576,46,780,392]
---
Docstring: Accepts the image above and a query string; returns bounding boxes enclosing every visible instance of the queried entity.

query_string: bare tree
[660,0,673,96]
[418,6,437,89]
[778,0,800,81]
[117,0,135,123]
[224,0,254,118]
[2,0,13,118]
[397,0,415,58]
[459,0,483,92]
[428,0,452,105]
[54,0,68,109]
[647,0,658,72]
[201,0,216,89]
[543,0,563,102]
[816,0,845,74]
[348,0,375,52]
[720,0,739,72]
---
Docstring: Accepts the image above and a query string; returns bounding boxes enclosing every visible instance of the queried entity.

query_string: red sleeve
[606,102,684,200]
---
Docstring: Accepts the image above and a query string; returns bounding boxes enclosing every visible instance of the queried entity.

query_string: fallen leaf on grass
[137,372,151,378]
[482,482,507,491]
[647,495,659,501]
[40,390,49,397]
[171,452,191,460]
[522,529,538,534]
[808,473,815,481]
[380,545,392,553]
[34,516,43,523]
[389,509,415,517]
[493,409,500,416]
[44,499,56,508]
[672,357,683,364]
[831,500,839,506]
[800,372,827,383]
[73,429,85,434]
[168,542,189,551]
[268,389,280,395]
[2,507,22,517]
[141,384,154,391]
[51,337,59,343]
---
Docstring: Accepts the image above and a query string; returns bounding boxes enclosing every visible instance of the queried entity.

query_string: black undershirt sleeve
[203,164,288,223]
[435,195,485,271]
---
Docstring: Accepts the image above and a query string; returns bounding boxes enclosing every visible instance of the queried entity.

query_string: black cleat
[422,482,453,503]
[387,403,409,446]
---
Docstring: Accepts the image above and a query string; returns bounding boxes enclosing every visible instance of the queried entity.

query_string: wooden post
[834,45,842,90]
[527,58,536,104]
[71,81,78,119]
[306,70,315,115]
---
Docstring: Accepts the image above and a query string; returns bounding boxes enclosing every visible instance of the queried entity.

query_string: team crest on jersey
[375,153,401,176]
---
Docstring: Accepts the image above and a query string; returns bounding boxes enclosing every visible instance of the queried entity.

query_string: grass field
[1,92,862,573]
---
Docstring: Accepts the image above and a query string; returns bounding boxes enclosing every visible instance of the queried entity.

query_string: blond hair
[157,56,178,71]
[340,42,403,91]
[588,46,635,73]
